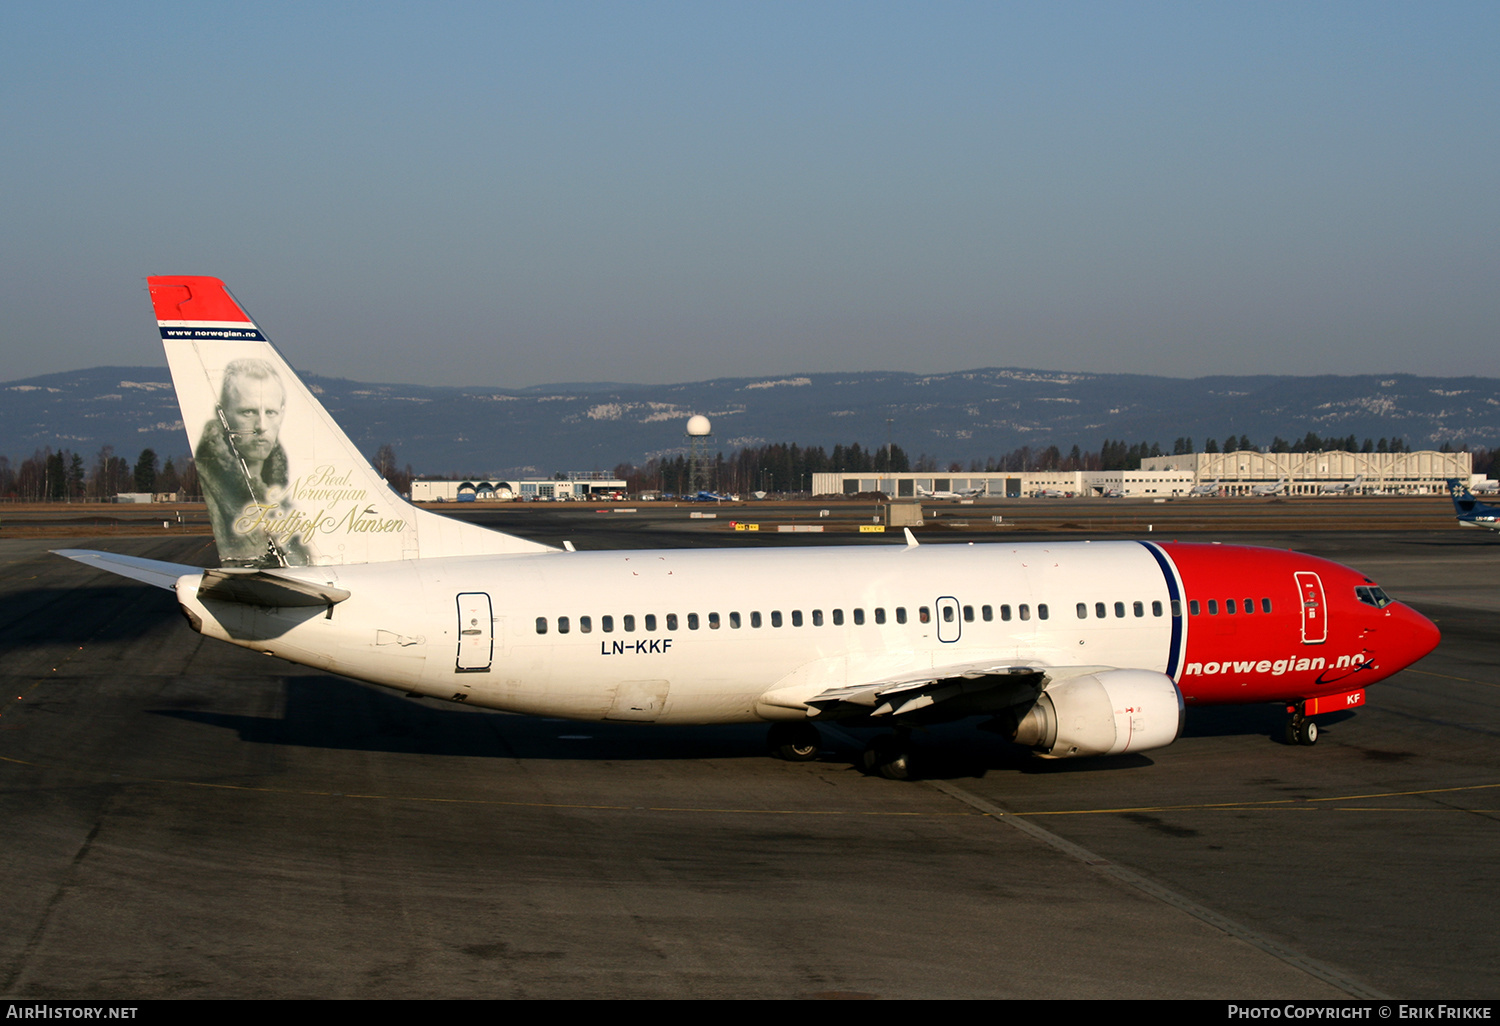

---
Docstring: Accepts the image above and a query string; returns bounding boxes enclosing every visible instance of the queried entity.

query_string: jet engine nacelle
[1012,669,1184,758]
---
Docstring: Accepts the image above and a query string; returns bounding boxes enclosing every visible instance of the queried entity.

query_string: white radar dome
[685,415,712,436]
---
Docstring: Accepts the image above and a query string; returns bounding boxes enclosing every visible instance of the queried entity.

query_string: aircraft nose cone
[1395,603,1441,665]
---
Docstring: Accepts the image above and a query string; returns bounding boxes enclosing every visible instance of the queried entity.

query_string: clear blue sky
[3,1,1496,387]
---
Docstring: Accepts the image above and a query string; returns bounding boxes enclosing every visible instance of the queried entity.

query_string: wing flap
[804,663,1118,720]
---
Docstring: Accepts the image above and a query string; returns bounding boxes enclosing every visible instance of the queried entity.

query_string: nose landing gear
[1284,702,1320,746]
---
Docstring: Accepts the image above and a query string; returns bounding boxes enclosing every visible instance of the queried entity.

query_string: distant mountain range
[5,365,1498,477]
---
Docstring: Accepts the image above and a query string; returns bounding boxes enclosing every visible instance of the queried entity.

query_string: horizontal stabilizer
[197,568,351,608]
[53,549,200,590]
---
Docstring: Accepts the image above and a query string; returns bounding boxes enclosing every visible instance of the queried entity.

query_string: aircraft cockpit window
[1355,585,1393,608]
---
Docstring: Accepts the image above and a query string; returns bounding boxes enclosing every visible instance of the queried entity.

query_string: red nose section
[1393,603,1441,669]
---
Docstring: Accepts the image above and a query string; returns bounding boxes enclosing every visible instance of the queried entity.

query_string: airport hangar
[411,473,628,502]
[814,450,1477,499]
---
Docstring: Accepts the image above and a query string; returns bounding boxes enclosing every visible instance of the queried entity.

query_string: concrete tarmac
[0,519,1496,999]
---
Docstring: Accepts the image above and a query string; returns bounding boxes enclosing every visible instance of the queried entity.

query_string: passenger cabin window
[729,612,740,629]
[645,614,657,631]
[1038,604,1049,620]
[1000,605,1012,621]
[1095,602,1106,618]
[853,608,865,625]
[1262,598,1272,613]
[709,612,721,629]
[1207,600,1218,615]
[602,615,614,633]
[896,608,907,624]
[558,616,570,634]
[666,613,678,631]
[792,610,803,627]
[1226,599,1237,614]
[751,612,762,628]
[623,614,636,632]
[812,610,824,626]
[1019,605,1031,621]
[1114,602,1125,618]
[1133,601,1144,617]
[963,605,974,622]
[1243,598,1254,615]
[1189,600,1200,616]
[832,609,843,626]
[1077,603,1088,619]
[919,607,931,624]
[875,608,886,624]
[771,611,783,627]
[687,613,699,630]
[982,605,993,622]
[535,617,547,634]
[580,616,592,633]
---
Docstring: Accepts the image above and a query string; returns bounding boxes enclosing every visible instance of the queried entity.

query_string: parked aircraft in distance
[918,485,986,500]
[56,277,1439,778]
[1319,475,1366,495]
[1189,479,1222,497]
[1251,478,1287,496]
[1035,488,1069,498]
[1447,479,1500,533]
[693,491,737,502]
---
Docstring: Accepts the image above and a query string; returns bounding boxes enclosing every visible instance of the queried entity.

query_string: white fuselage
[178,540,1176,724]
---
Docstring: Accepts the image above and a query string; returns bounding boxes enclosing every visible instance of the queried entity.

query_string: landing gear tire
[862,735,913,781]
[1284,714,1319,747]
[767,722,821,762]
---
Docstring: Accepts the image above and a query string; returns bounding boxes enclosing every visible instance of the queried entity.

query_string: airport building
[412,473,627,502]
[1140,450,1473,495]
[810,471,1195,499]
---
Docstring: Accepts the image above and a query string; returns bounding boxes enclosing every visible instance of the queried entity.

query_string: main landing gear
[860,731,914,781]
[1284,702,1320,746]
[766,722,822,762]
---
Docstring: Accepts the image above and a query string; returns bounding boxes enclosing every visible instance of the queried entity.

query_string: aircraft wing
[803,661,1115,719]
[53,549,201,590]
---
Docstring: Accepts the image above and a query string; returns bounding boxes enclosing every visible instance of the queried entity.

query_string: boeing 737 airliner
[56,278,1440,778]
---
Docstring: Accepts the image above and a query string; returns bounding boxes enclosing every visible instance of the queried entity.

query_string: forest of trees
[0,445,198,501]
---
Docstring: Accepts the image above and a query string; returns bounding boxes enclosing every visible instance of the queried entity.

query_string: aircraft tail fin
[149,276,556,567]
[1448,478,1482,516]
